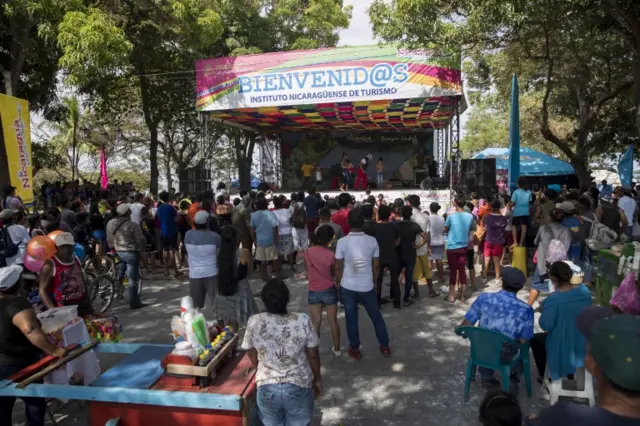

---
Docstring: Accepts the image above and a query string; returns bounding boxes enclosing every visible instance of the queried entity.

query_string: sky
[338,0,376,46]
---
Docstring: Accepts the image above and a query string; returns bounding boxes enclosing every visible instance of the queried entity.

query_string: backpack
[582,215,617,250]
[545,226,568,264]
[0,226,19,267]
[291,205,307,230]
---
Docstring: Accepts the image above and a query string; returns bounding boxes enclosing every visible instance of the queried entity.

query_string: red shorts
[483,242,505,258]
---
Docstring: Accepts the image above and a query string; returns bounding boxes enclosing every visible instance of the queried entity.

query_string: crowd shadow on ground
[14,265,553,426]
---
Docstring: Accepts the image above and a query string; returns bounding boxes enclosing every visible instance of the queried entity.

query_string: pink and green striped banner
[196,44,462,111]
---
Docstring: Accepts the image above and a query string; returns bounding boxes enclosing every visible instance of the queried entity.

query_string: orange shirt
[188,202,202,229]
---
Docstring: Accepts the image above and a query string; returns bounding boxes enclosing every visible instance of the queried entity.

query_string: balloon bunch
[23,235,57,272]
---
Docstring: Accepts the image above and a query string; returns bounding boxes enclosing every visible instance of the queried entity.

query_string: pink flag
[100,146,109,189]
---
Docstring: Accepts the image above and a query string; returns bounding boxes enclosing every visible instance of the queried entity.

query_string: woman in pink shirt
[304,225,341,356]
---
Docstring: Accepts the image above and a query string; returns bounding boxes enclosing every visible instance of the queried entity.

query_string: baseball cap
[0,265,23,290]
[116,203,131,215]
[0,209,16,220]
[501,267,526,292]
[194,210,209,225]
[52,231,75,247]
[577,307,640,391]
[556,201,575,213]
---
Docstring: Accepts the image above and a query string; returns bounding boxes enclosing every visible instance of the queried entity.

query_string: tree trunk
[634,53,640,140]
[165,156,173,192]
[150,125,159,194]
[71,126,77,181]
[572,158,591,189]
[233,132,257,191]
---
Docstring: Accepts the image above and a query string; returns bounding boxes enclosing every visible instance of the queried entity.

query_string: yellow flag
[0,94,33,205]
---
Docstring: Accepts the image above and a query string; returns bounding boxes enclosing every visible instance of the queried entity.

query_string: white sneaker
[331,347,342,356]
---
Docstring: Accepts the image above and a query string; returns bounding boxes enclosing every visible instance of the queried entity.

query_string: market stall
[0,297,256,426]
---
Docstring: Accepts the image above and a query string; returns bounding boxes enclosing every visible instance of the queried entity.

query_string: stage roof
[196,44,464,132]
[473,147,575,176]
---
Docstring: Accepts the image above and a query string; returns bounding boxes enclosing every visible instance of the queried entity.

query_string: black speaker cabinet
[460,159,497,198]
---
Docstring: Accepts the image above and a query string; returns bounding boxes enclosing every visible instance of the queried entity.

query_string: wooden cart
[0,342,257,426]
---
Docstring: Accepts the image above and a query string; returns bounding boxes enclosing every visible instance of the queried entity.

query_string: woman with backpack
[528,208,571,306]
[291,196,309,254]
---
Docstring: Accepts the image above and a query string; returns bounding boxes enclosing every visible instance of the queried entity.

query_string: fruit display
[197,328,235,366]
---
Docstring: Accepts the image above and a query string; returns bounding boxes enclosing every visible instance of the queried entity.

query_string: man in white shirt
[616,187,637,239]
[335,208,390,361]
[408,195,438,297]
[1,209,30,266]
[129,193,145,225]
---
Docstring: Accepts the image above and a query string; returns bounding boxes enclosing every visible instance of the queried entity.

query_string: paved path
[15,265,550,425]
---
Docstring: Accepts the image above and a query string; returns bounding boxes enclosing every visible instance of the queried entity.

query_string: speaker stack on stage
[178,160,211,194]
[459,159,497,198]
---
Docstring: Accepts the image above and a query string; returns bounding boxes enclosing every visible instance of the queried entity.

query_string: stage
[195,44,465,193]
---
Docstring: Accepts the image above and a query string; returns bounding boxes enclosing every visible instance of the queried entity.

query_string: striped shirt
[184,229,220,279]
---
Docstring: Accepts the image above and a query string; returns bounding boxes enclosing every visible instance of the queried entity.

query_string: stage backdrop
[281,131,433,190]
[0,94,33,205]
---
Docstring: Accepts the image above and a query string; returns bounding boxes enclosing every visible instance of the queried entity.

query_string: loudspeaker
[460,159,497,198]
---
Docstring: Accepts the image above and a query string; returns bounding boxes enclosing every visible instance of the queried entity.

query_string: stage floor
[274,188,453,211]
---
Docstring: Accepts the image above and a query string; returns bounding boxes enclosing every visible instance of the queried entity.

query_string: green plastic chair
[455,326,532,401]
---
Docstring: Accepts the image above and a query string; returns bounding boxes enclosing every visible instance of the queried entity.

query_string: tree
[212,0,352,189]
[370,0,635,186]
[599,0,640,138]
[0,0,83,115]
[57,2,224,194]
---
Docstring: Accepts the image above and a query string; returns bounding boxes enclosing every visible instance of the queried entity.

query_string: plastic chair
[543,366,595,406]
[455,326,533,401]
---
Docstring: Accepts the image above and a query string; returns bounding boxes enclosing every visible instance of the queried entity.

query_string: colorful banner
[0,94,34,204]
[100,145,109,190]
[196,44,462,111]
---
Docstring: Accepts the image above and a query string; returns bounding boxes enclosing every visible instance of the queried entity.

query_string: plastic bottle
[184,311,204,354]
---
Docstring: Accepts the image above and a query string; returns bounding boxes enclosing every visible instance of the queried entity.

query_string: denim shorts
[308,286,338,305]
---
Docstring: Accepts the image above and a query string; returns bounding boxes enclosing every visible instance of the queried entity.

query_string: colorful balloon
[74,243,86,262]
[26,236,57,261]
[23,253,45,272]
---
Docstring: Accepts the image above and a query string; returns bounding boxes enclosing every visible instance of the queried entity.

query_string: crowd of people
[1,176,640,426]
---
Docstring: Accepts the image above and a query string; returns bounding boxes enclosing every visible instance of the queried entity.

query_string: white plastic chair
[543,366,596,406]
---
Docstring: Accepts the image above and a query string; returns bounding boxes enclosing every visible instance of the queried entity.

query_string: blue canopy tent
[473,147,577,188]
[231,175,263,189]
[473,147,574,176]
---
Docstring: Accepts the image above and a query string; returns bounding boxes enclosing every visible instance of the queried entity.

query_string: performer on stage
[340,153,350,191]
[426,154,439,178]
[355,154,372,190]
[376,158,385,189]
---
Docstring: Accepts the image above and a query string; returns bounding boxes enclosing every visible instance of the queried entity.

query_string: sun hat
[0,265,23,290]
[556,201,575,213]
[0,209,16,220]
[52,232,75,247]
[194,210,209,225]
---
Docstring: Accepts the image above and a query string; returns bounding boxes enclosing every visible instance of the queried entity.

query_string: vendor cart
[595,244,636,306]
[0,342,257,426]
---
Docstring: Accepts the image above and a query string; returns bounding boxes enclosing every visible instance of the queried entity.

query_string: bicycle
[82,237,116,280]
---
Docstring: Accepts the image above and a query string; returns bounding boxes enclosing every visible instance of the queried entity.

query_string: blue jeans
[376,172,384,188]
[341,287,390,350]
[257,384,314,426]
[0,364,46,426]
[116,251,142,307]
[399,257,416,301]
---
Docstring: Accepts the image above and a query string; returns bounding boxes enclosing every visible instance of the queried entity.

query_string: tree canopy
[370,0,639,186]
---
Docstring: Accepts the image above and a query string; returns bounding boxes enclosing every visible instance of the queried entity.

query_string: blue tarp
[231,175,263,188]
[473,147,574,176]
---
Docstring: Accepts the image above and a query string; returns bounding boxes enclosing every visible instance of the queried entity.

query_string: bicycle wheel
[90,274,116,313]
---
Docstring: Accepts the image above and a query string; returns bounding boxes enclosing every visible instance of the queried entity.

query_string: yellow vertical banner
[0,94,33,205]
